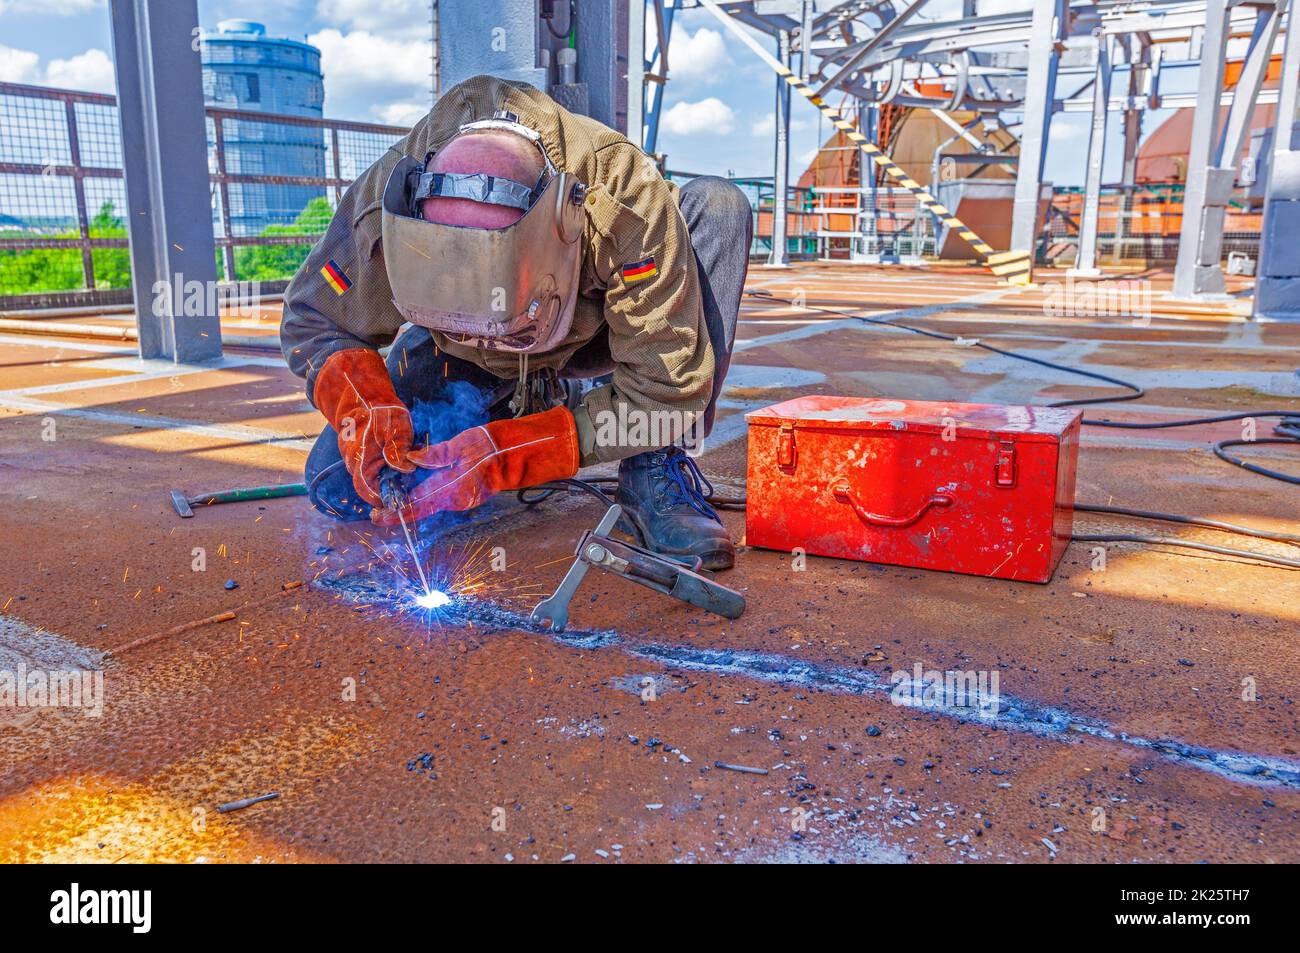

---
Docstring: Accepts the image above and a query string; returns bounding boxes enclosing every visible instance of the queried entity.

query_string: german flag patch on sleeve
[320,259,352,295]
[621,256,657,284]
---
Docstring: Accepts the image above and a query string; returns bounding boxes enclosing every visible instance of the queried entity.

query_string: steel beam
[1172,0,1233,297]
[1073,30,1112,275]
[1220,3,1286,172]
[109,0,222,362]
[768,28,792,267]
[1009,0,1064,257]
[814,0,931,100]
[1115,36,1146,261]
[1254,4,1300,319]
[628,0,646,147]
[644,1,676,153]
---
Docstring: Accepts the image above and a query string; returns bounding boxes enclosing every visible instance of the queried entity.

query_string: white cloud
[308,28,428,87]
[315,0,430,39]
[373,99,427,126]
[0,43,114,92]
[0,43,41,84]
[751,113,815,138]
[664,28,731,85]
[44,48,115,93]
[661,97,735,136]
[0,0,101,14]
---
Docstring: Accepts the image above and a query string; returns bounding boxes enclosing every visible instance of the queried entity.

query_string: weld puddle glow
[414,589,451,610]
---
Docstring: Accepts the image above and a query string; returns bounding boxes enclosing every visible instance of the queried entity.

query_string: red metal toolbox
[744,396,1082,583]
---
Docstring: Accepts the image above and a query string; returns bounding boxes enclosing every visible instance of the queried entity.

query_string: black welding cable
[1074,502,1300,546]
[1071,534,1300,570]
[742,289,1300,484]
[744,289,1146,403]
[518,476,747,510]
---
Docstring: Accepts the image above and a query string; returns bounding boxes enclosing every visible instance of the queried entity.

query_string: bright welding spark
[414,589,451,610]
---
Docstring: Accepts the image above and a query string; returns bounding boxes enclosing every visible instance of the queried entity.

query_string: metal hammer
[170,483,308,518]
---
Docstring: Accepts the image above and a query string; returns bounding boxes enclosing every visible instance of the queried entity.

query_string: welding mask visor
[381,124,587,354]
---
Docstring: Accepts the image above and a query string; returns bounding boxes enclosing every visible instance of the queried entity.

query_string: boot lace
[659,448,720,522]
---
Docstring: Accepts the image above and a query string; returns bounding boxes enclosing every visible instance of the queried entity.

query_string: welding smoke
[406,379,495,534]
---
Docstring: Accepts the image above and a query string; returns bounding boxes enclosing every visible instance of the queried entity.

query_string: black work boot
[616,447,735,571]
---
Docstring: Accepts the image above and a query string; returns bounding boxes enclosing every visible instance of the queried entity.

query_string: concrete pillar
[1009,0,1064,257]
[109,0,222,362]
[1073,30,1112,276]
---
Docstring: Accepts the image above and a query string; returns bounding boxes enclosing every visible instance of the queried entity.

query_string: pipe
[0,317,280,350]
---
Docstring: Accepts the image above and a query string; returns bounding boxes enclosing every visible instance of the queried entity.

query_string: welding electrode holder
[379,467,418,511]
[530,503,745,632]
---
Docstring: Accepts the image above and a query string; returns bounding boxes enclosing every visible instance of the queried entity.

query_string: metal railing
[810,186,937,261]
[0,80,407,311]
[1043,183,1263,265]
[664,170,818,259]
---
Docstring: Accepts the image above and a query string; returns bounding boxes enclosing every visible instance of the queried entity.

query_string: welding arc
[695,0,1033,285]
[743,289,1300,486]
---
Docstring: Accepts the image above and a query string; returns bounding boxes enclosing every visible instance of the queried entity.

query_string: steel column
[1254,4,1300,318]
[109,0,222,362]
[1009,0,1064,258]
[1177,1,1286,297]
[1073,30,1112,275]
[1220,3,1287,169]
[628,0,646,147]
[1172,0,1232,297]
[768,29,792,266]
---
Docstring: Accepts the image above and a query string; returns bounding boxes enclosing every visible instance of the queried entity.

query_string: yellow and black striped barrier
[697,0,1033,286]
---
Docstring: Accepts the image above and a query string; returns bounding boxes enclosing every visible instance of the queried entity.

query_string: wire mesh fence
[0,80,407,310]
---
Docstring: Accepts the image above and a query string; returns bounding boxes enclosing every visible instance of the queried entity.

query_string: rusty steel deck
[1,262,1297,863]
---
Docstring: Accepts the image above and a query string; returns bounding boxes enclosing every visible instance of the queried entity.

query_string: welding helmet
[381,112,587,353]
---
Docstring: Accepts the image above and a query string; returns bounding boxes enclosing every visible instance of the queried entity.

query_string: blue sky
[0,0,1199,186]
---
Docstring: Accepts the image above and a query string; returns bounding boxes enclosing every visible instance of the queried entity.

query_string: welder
[281,74,752,570]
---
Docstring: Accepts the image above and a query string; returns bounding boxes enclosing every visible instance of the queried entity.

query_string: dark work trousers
[305,175,754,520]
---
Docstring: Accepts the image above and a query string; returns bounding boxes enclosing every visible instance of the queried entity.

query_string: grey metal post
[628,0,646,147]
[1116,37,1145,261]
[1254,3,1300,318]
[799,0,813,83]
[63,98,96,292]
[768,29,792,267]
[110,0,222,362]
[1074,30,1111,275]
[1009,0,1063,257]
[1220,3,1286,172]
[1177,1,1286,297]
[1172,0,1231,298]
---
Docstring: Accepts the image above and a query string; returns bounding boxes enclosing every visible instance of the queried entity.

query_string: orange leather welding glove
[371,406,579,525]
[312,348,415,507]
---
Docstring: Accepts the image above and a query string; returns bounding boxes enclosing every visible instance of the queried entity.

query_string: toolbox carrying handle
[831,483,954,528]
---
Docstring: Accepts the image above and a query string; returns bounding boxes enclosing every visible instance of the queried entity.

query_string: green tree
[0,200,130,295]
[233,195,332,281]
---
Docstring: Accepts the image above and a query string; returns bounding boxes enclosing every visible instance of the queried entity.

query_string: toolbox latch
[995,440,1017,487]
[777,424,797,469]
